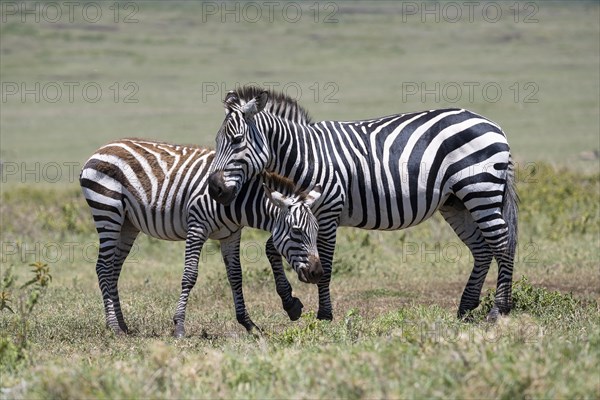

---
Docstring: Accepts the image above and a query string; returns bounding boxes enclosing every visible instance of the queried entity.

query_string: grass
[0,164,598,398]
[0,283,598,398]
[1,1,599,398]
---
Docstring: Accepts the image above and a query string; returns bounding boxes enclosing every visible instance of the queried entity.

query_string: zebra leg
[266,236,303,321]
[220,230,259,333]
[109,220,139,334]
[173,225,207,338]
[439,200,493,320]
[315,221,339,321]
[467,207,516,322]
[90,210,127,334]
[95,239,121,334]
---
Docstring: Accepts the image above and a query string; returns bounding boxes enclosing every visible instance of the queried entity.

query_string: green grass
[1,164,598,398]
[1,1,599,398]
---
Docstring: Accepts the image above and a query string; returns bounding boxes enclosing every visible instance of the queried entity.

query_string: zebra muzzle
[297,255,323,284]
[208,171,237,205]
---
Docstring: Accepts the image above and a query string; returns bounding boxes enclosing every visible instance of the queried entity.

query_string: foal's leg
[266,236,303,321]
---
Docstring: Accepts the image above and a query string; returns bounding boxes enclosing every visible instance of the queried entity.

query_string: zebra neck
[262,114,324,190]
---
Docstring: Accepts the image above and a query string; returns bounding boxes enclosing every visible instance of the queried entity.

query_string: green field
[1,1,599,398]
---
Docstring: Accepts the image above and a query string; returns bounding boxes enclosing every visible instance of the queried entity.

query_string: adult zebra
[208,87,519,322]
[80,138,323,337]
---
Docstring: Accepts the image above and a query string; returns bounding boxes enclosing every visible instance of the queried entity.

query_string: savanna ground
[1,1,599,398]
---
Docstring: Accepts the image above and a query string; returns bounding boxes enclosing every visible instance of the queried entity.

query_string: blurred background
[1,1,598,178]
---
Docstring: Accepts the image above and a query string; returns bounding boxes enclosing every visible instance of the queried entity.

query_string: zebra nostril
[307,255,322,282]
[297,267,309,283]
[208,172,225,200]
[208,171,237,205]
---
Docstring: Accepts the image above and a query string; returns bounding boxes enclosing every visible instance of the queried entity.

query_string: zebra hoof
[485,307,500,323]
[238,314,260,334]
[173,324,186,339]
[317,310,333,321]
[457,310,476,323]
[285,298,304,321]
[108,324,128,336]
[248,324,263,338]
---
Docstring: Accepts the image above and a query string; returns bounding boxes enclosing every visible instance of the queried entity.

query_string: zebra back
[80,138,316,240]
[81,138,214,240]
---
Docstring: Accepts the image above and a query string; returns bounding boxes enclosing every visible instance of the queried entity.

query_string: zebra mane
[226,86,313,124]
[261,171,309,201]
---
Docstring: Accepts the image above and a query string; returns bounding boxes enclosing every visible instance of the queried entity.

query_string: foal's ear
[264,184,295,209]
[302,185,322,207]
[241,91,268,120]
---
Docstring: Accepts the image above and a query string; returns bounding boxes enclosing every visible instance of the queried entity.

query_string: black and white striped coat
[80,138,322,337]
[208,87,518,323]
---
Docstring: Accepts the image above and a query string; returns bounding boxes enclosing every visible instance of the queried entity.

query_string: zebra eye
[291,226,303,236]
[231,135,243,145]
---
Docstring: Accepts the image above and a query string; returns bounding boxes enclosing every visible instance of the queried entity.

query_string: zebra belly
[339,182,449,231]
[123,197,189,241]
[123,197,238,242]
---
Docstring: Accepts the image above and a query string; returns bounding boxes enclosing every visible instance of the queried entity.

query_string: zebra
[207,87,519,323]
[80,138,323,337]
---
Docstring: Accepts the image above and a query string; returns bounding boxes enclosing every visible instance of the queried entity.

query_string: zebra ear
[224,91,238,113]
[264,184,295,209]
[241,91,268,120]
[302,185,322,207]
[224,91,238,104]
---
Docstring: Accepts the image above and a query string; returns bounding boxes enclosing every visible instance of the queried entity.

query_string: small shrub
[274,309,366,345]
[477,276,592,321]
[0,262,52,373]
[277,311,327,345]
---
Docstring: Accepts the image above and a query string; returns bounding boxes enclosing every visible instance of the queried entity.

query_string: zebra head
[208,90,270,205]
[266,184,323,284]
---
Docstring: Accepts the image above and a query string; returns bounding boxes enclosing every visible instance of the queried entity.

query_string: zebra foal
[208,87,519,323]
[80,138,322,337]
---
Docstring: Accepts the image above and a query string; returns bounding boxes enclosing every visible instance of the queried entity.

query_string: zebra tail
[503,157,519,256]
